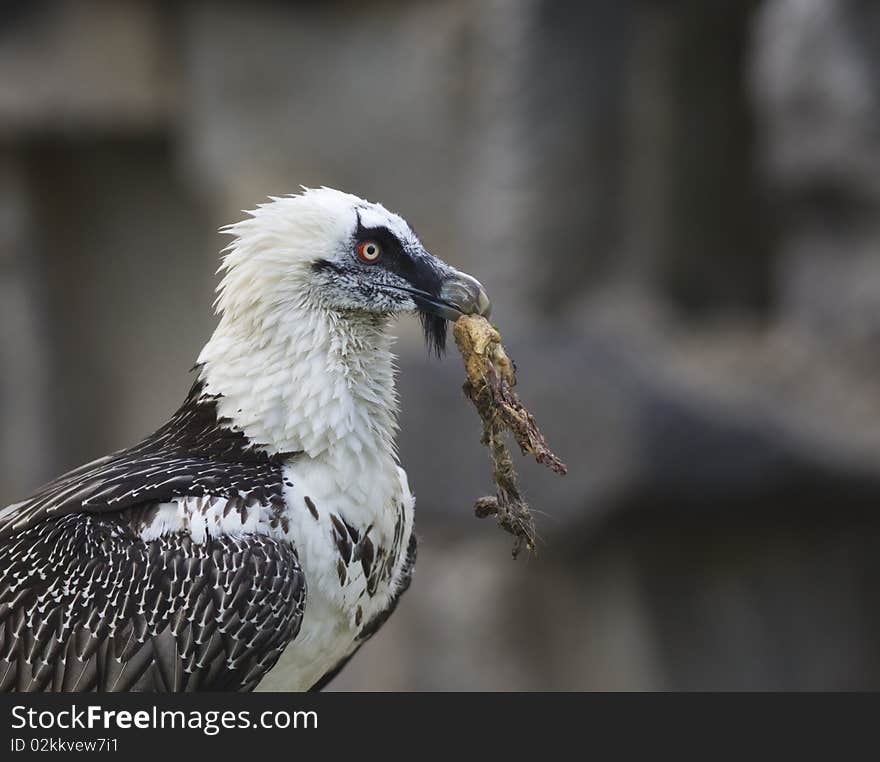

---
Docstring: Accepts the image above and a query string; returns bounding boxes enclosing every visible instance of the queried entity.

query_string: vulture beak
[401,253,492,356]
[436,270,492,322]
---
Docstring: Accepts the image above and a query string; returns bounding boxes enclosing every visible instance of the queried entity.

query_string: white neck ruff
[197,300,400,470]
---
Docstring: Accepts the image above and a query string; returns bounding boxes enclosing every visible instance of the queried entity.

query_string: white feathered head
[214,187,490,355]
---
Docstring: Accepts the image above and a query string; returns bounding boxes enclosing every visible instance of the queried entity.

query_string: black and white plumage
[0,188,489,692]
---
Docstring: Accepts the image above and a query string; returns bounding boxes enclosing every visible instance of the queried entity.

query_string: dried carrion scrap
[452,315,566,558]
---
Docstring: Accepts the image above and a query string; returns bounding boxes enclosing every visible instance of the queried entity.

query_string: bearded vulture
[0,188,490,692]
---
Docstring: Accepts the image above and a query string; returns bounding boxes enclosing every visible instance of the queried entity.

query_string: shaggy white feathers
[198,188,407,462]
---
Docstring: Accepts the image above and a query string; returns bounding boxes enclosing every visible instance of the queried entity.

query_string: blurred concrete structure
[2,0,880,690]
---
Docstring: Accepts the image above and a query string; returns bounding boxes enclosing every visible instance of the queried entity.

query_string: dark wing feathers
[0,378,289,541]
[0,378,306,692]
[0,512,305,692]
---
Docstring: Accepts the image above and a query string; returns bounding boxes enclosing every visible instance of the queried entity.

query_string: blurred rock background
[2,0,880,690]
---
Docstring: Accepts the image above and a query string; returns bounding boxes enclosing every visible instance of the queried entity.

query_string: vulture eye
[357,241,382,263]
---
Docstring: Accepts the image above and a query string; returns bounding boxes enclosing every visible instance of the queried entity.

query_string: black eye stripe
[356,228,442,295]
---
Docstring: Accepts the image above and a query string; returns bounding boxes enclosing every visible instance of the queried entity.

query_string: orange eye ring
[357,241,382,263]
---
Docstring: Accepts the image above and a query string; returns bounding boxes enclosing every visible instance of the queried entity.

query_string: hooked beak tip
[438,271,491,321]
[476,287,492,319]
